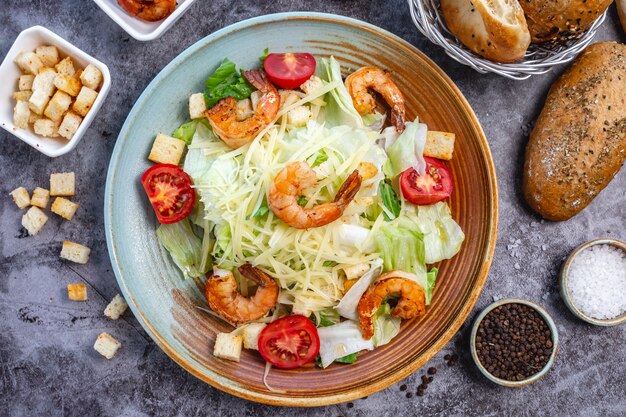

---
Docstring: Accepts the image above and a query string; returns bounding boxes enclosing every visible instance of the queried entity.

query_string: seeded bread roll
[522,42,626,221]
[618,0,626,34]
[441,0,531,63]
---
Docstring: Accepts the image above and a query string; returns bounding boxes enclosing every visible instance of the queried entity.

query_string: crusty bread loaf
[522,42,626,221]
[618,0,626,34]
[519,0,613,43]
[441,0,531,63]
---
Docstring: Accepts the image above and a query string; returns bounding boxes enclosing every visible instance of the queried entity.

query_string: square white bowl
[0,25,111,158]
[93,0,198,41]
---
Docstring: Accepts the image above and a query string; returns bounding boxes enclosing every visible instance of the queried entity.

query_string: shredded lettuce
[412,203,465,264]
[204,58,254,108]
[156,218,211,280]
[383,120,427,177]
[372,303,402,347]
[375,217,427,279]
[317,320,374,368]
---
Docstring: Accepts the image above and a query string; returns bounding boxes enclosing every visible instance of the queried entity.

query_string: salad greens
[204,58,254,107]
[372,303,402,347]
[156,218,212,280]
[172,119,211,144]
[383,120,427,177]
[379,180,401,221]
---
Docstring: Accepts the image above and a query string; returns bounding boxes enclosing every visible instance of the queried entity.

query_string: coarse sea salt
[568,244,626,320]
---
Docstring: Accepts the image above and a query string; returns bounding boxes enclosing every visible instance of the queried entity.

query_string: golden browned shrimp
[116,0,176,22]
[357,271,426,339]
[206,69,280,149]
[205,264,279,325]
[268,161,362,229]
[345,66,406,133]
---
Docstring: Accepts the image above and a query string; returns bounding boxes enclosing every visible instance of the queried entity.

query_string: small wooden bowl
[560,238,626,327]
[470,298,559,387]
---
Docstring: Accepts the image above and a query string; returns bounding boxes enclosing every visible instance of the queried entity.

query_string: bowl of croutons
[0,25,111,157]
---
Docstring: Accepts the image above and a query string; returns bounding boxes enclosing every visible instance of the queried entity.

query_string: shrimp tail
[238,264,272,288]
[333,170,362,207]
[242,69,272,92]
[391,105,405,133]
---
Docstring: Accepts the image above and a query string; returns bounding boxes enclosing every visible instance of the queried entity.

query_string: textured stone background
[1,1,625,416]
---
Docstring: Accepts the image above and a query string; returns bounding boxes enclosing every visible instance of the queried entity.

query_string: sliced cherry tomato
[263,52,316,89]
[399,157,453,206]
[141,164,195,224]
[257,315,320,369]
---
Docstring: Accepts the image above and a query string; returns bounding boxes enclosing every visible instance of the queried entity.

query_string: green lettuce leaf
[156,218,211,280]
[205,58,254,108]
[172,119,211,144]
[372,303,401,347]
[335,352,359,364]
[374,217,427,279]
[412,203,465,264]
[379,180,401,221]
[319,57,364,129]
[383,120,427,178]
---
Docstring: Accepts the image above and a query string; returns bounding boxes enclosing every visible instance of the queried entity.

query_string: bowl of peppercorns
[470,299,559,387]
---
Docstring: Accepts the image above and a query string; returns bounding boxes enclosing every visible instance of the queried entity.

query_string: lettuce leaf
[383,120,427,177]
[335,352,359,364]
[156,218,211,280]
[319,57,364,129]
[379,180,401,221]
[204,58,254,108]
[372,303,402,347]
[172,119,211,144]
[412,203,465,264]
[335,259,384,320]
[317,320,374,368]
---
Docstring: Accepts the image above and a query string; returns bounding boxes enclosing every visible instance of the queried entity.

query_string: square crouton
[214,332,243,362]
[343,263,370,280]
[54,56,75,76]
[51,197,79,220]
[80,64,103,90]
[21,206,48,235]
[28,90,51,115]
[32,67,57,97]
[30,187,50,208]
[54,73,81,96]
[10,187,30,209]
[74,68,83,81]
[94,333,121,359]
[35,45,60,67]
[19,74,35,90]
[60,241,90,264]
[104,294,128,320]
[189,93,207,119]
[44,90,72,122]
[72,86,98,117]
[286,106,312,127]
[14,51,44,75]
[148,133,186,165]
[29,112,40,125]
[58,112,82,140]
[242,323,266,350]
[50,172,75,196]
[13,101,30,129]
[425,131,455,161]
[33,118,60,137]
[67,283,87,301]
[13,90,32,101]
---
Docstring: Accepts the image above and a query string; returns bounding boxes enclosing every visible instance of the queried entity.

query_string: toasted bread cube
[72,86,98,117]
[58,112,82,140]
[30,187,50,208]
[148,133,186,165]
[35,45,59,67]
[344,278,358,293]
[80,64,103,90]
[33,118,60,137]
[343,263,370,280]
[104,294,128,320]
[14,51,43,75]
[74,68,83,81]
[13,101,30,129]
[287,105,312,127]
[67,283,87,301]
[214,332,243,362]
[54,56,75,76]
[44,91,72,122]
[29,112,40,124]
[242,323,266,350]
[28,90,50,115]
[13,90,32,101]
[425,131,455,161]
[94,333,121,359]
[54,73,81,96]
[51,197,79,220]
[32,67,57,97]
[10,187,30,209]
[300,75,324,94]
[21,206,48,235]
[189,93,207,119]
[50,172,75,196]
[19,74,35,90]
[60,241,90,264]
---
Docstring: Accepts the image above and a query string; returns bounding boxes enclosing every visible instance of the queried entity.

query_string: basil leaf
[379,180,401,221]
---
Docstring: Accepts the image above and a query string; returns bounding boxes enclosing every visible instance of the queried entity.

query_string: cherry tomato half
[141,164,195,224]
[263,52,316,89]
[257,315,320,369]
[399,157,454,206]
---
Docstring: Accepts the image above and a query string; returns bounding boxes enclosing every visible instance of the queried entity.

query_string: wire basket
[409,0,607,80]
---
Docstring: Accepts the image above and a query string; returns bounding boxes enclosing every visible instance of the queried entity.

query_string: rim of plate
[104,12,499,406]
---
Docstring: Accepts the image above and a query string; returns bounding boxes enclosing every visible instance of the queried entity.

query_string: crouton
[242,323,266,350]
[286,105,312,127]
[29,112,40,125]
[35,45,59,67]
[213,332,243,362]
[44,90,72,122]
[67,283,87,301]
[300,75,324,94]
[51,197,79,220]
[343,263,370,280]
[357,162,378,181]
[28,91,50,115]
[94,333,121,359]
[344,278,358,293]
[72,86,98,117]
[80,64,103,90]
[235,98,254,121]
[13,101,30,129]
[19,74,35,90]
[104,294,128,320]
[74,68,83,81]
[148,133,186,165]
[60,241,90,264]
[425,131,455,161]
[32,67,57,97]
[21,206,48,235]
[54,73,81,96]
[33,118,59,137]
[189,93,207,119]
[57,112,82,140]
[30,187,50,208]
[13,90,32,101]
[50,172,75,196]
[54,56,75,76]
[14,51,43,75]
[9,187,30,209]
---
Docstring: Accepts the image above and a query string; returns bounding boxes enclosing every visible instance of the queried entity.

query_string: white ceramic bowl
[0,26,111,158]
[93,0,198,41]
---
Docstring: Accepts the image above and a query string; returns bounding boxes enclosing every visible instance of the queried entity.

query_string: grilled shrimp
[206,69,280,149]
[269,161,362,229]
[205,264,279,325]
[116,0,176,22]
[345,66,406,133]
[357,271,426,339]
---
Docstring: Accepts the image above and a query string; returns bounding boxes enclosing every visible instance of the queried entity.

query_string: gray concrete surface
[1,1,625,416]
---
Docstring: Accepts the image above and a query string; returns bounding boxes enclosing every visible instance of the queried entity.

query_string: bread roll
[441,0,531,63]
[519,0,613,43]
[522,42,626,221]
[618,0,626,34]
